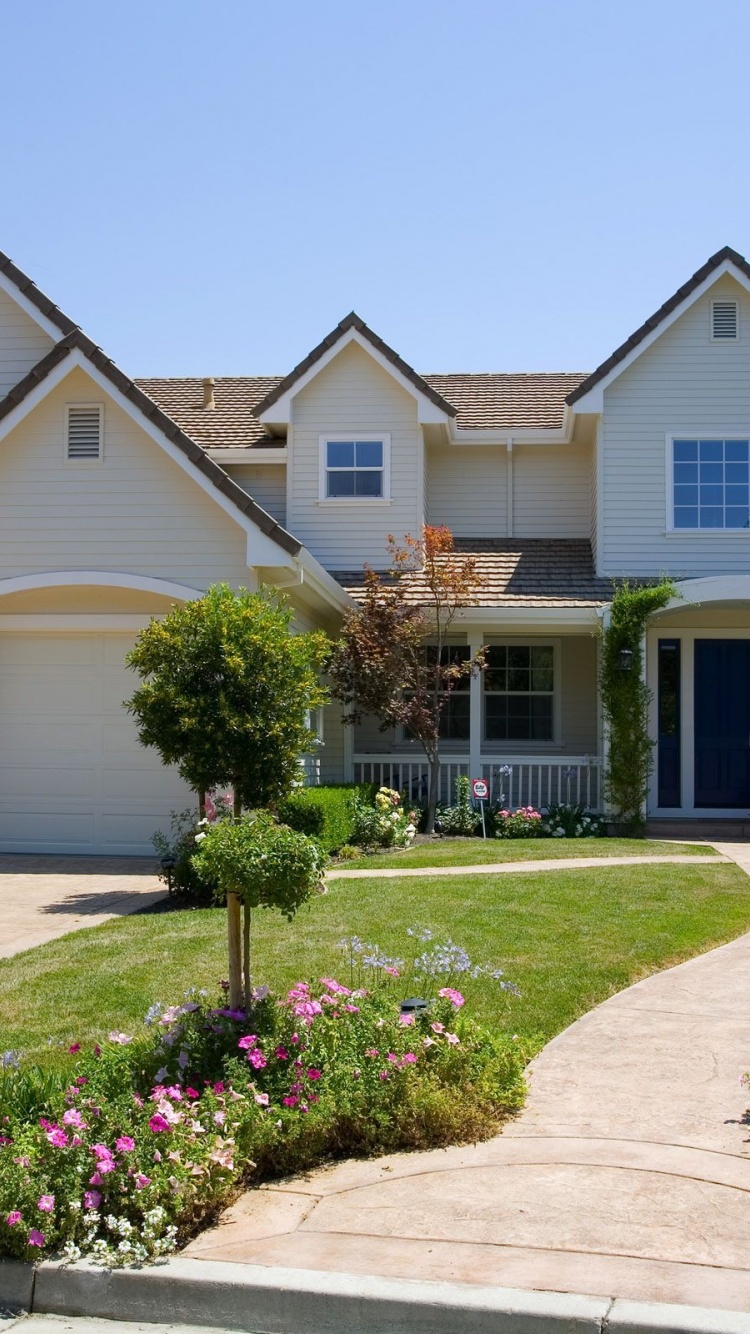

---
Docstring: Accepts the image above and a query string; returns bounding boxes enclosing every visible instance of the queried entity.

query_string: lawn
[337,836,714,871]
[1,860,747,1063]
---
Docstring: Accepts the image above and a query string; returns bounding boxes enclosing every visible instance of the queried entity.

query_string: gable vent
[66,406,102,460]
[711,299,738,341]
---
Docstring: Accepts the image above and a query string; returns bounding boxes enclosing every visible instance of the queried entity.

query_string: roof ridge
[0,249,79,338]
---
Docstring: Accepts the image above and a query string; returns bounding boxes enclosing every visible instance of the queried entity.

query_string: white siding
[591,422,600,567]
[319,700,346,784]
[600,275,750,575]
[226,463,287,528]
[427,445,507,535]
[0,366,250,588]
[289,342,423,569]
[0,289,55,397]
[513,442,591,537]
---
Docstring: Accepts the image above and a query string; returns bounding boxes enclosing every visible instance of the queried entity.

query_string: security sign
[471,778,489,801]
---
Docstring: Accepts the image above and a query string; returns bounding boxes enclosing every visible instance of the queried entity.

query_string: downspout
[506,437,514,537]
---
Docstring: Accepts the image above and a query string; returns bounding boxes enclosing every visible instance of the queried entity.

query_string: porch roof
[333,538,615,609]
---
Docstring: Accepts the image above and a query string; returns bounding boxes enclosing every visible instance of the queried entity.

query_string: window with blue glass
[324,439,385,498]
[672,439,750,530]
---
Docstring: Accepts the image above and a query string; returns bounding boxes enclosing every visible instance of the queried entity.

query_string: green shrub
[494,806,545,838]
[437,775,479,836]
[277,784,373,853]
[152,809,215,903]
[543,802,607,838]
[353,787,416,849]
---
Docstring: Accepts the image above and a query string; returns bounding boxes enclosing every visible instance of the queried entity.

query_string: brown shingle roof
[423,373,587,431]
[134,377,283,448]
[566,245,750,406]
[333,539,614,609]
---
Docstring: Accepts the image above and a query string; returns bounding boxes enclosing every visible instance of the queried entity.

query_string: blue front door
[694,639,750,807]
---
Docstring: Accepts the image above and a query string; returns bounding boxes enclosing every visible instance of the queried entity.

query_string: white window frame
[65,403,104,464]
[710,298,739,343]
[317,433,391,504]
[665,433,750,533]
[482,638,562,748]
[397,642,472,747]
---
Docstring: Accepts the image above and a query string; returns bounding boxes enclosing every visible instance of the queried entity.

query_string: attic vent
[711,299,738,341]
[66,405,102,460]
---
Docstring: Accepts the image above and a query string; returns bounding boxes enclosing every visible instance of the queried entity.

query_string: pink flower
[237,1034,257,1050]
[438,987,465,1009]
[213,1111,225,1126]
[430,1022,445,1034]
[68,1043,81,1054]
[149,1114,170,1133]
[62,1109,85,1128]
[28,1229,45,1248]
[186,1087,200,1099]
[96,1159,116,1174]
[319,978,351,995]
[293,999,322,1023]
[153,1150,162,1162]
[246,1049,267,1070]
[90,1143,113,1160]
[364,1048,379,1058]
[107,1032,132,1045]
[84,1191,100,1210]
[378,1071,390,1081]
[6,1211,21,1226]
[283,1096,298,1107]
[254,1092,270,1106]
[88,1172,103,1186]
[274,1047,289,1061]
[306,1068,322,1081]
[386,1053,399,1063]
[398,1012,414,1026]
[400,1053,417,1064]
[343,1004,360,1013]
[135,1174,151,1190]
[37,1195,54,1213]
[384,966,400,977]
[212,1081,225,1094]
[445,1032,461,1045]
[45,1128,68,1148]
[115,1136,135,1152]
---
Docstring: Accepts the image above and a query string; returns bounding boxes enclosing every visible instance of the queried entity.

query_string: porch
[352,753,602,810]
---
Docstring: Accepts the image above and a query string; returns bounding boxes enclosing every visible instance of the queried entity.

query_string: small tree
[192,814,326,1004]
[329,527,486,833]
[125,584,329,1004]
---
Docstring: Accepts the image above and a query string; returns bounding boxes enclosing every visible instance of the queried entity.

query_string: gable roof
[566,246,750,407]
[423,372,586,431]
[135,376,283,448]
[0,249,78,338]
[251,312,458,419]
[0,331,301,556]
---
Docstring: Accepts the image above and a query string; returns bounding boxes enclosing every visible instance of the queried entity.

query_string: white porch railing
[353,754,602,811]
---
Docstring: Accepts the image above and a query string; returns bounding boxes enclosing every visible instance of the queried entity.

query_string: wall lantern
[617,647,634,673]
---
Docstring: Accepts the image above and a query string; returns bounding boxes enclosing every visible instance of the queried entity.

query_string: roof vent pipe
[202,376,216,410]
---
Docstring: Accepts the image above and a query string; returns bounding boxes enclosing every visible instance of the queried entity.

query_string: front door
[694,639,750,807]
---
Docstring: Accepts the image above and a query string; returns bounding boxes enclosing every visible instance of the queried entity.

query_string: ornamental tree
[192,814,326,1006]
[328,526,487,833]
[125,583,329,1004]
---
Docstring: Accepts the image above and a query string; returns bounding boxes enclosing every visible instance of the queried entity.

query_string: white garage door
[0,633,192,854]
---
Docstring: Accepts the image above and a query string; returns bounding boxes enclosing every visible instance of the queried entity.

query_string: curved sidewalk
[185,927,750,1312]
[327,852,728,879]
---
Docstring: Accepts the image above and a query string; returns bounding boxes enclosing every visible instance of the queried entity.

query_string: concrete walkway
[328,852,729,879]
[185,919,750,1311]
[0,856,163,959]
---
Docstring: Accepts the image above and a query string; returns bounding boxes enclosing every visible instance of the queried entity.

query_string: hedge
[277,783,374,853]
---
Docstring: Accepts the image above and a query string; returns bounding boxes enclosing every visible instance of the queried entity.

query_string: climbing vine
[599,580,677,834]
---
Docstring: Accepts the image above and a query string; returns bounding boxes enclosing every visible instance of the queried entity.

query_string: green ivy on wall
[599,580,677,834]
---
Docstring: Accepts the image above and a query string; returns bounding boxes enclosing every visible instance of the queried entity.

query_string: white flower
[195,831,207,843]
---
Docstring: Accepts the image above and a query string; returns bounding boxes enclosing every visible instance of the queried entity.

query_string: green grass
[1,860,747,1063]
[337,837,715,871]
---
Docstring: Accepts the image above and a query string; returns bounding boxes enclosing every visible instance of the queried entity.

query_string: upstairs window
[672,438,749,530]
[66,405,103,461]
[320,435,390,500]
[483,644,555,742]
[711,299,738,341]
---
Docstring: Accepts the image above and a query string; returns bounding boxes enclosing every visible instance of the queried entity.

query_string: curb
[2,1256,750,1334]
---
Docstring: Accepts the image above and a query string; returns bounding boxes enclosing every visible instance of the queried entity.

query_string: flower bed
[0,937,528,1266]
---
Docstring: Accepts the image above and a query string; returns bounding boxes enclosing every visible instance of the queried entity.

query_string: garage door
[0,633,192,854]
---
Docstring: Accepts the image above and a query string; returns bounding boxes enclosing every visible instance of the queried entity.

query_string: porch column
[343,715,354,782]
[469,633,483,781]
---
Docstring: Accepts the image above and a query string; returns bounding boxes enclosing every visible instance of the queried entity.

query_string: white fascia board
[295,549,355,612]
[0,351,296,571]
[209,448,288,464]
[258,328,450,427]
[0,269,66,341]
[571,260,750,412]
[445,424,573,446]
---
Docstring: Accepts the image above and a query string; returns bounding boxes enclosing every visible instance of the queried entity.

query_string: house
[0,245,749,853]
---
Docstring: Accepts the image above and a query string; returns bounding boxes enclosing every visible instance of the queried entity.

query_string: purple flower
[135,1174,151,1190]
[37,1195,54,1213]
[115,1136,135,1152]
[84,1191,101,1210]
[149,1114,170,1133]
[28,1229,45,1247]
[6,1211,21,1226]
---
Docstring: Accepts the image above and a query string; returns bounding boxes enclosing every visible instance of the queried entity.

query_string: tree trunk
[425,752,441,834]
[198,789,207,819]
[227,892,243,1010]
[243,901,251,1006]
[233,785,242,820]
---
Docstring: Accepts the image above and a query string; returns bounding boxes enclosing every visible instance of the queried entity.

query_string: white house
[0,244,749,853]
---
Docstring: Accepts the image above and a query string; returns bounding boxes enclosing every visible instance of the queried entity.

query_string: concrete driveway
[0,855,165,959]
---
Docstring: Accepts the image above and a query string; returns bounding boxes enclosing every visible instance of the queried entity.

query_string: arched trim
[662,574,750,612]
[0,571,204,602]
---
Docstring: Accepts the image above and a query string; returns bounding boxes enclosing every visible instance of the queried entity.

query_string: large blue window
[673,439,750,530]
[325,439,384,498]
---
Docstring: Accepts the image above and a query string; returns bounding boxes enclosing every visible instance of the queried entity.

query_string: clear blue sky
[2,0,748,377]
